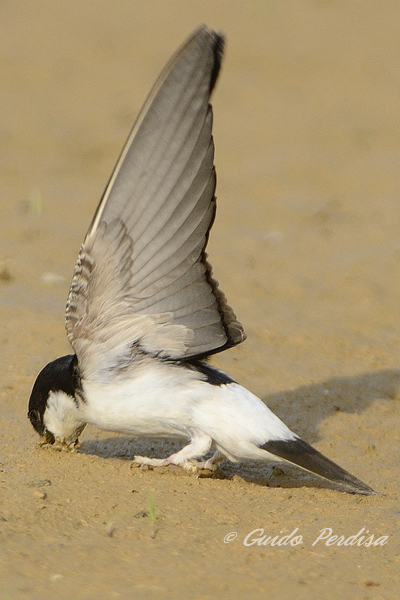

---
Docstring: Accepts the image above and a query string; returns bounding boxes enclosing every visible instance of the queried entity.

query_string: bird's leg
[133,432,213,473]
[194,450,226,471]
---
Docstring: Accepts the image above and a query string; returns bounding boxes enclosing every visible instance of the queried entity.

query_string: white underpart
[44,390,85,444]
[79,361,296,466]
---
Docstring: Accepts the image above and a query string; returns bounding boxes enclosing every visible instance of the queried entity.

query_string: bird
[28,25,375,495]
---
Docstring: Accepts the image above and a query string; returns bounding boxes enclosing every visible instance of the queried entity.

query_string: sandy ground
[1,1,400,598]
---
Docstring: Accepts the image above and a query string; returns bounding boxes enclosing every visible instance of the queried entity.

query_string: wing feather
[65,26,246,378]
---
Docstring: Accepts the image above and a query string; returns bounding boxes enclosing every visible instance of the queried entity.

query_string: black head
[28,354,80,443]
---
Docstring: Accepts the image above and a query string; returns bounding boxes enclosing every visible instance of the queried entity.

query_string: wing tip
[192,24,225,93]
[209,30,225,93]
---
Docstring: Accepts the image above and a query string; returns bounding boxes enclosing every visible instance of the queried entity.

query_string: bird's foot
[132,449,225,474]
[132,456,167,468]
[132,432,215,473]
[132,455,200,473]
[192,450,225,471]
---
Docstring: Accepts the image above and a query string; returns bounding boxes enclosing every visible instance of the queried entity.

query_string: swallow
[28,25,375,495]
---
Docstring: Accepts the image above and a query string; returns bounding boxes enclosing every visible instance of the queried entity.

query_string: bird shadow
[261,368,400,442]
[78,368,400,491]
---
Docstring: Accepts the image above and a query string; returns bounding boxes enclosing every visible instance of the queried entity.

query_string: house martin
[28,26,375,494]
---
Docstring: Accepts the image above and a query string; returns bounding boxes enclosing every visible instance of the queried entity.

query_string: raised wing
[65,25,246,379]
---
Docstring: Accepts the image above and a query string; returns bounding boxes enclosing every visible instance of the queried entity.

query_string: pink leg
[134,431,213,472]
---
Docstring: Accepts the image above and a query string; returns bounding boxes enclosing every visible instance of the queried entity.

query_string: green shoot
[148,491,157,539]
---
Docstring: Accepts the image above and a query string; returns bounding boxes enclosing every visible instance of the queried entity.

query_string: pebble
[33,490,47,500]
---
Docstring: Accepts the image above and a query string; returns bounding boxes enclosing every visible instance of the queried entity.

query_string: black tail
[261,437,376,495]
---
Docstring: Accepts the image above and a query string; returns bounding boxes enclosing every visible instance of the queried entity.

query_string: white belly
[80,362,202,438]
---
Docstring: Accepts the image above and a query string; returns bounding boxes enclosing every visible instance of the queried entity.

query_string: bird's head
[28,355,86,450]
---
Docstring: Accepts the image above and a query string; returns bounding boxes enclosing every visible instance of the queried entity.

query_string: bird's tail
[261,437,376,495]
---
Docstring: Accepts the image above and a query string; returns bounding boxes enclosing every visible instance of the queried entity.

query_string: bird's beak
[39,431,56,446]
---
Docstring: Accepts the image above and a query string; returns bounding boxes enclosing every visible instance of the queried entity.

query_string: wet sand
[1,1,399,598]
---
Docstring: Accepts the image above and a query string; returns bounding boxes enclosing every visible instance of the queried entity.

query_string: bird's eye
[28,409,40,426]
[28,409,45,435]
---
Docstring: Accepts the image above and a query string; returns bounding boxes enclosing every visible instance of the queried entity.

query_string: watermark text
[223,527,389,548]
